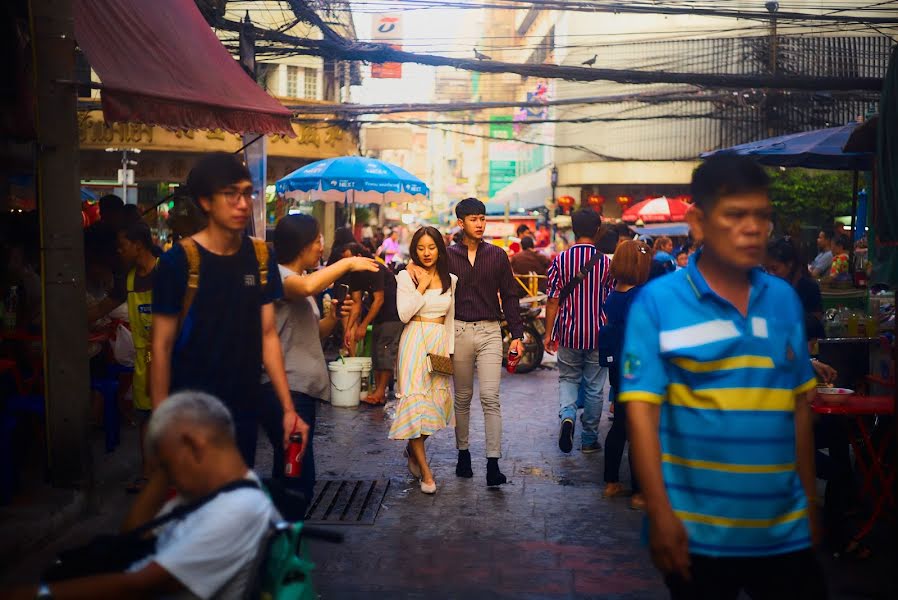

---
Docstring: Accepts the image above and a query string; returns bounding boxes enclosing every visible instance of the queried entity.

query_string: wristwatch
[36,583,52,599]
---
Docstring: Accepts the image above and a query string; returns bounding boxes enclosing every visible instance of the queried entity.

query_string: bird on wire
[582,54,597,67]
[474,48,492,61]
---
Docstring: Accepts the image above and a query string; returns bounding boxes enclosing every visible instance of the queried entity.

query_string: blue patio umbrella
[700,122,873,171]
[276,156,429,204]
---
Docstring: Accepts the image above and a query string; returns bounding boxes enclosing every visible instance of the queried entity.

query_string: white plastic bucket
[328,360,364,407]
[341,357,373,401]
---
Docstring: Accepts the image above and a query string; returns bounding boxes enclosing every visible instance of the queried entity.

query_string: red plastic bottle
[285,433,303,478]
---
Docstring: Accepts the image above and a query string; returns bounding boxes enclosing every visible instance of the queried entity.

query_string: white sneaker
[420,480,436,494]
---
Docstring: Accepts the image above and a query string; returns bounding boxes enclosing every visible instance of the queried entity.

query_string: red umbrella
[621,196,691,223]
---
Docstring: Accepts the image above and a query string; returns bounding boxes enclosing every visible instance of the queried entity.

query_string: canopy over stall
[700,122,873,171]
[702,122,876,269]
[629,223,691,238]
[73,0,294,136]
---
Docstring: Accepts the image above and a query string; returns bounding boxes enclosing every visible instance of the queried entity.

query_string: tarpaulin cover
[73,0,294,136]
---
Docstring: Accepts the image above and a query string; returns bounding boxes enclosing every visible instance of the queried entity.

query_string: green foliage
[354,206,372,225]
[767,168,854,231]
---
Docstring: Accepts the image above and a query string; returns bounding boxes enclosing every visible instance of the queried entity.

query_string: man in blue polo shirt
[621,154,825,598]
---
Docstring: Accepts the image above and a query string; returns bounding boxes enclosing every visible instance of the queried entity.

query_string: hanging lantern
[616,195,632,208]
[587,194,605,209]
[557,195,575,214]
[557,195,575,212]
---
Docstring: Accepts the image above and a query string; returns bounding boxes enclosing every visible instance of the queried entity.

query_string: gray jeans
[452,320,503,458]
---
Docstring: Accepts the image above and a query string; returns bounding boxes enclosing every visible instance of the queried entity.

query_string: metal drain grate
[304,479,390,525]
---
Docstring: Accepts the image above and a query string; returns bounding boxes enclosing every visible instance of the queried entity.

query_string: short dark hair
[123,221,154,251]
[185,153,251,207]
[342,242,373,259]
[691,154,769,211]
[333,227,356,247]
[122,203,141,224]
[571,209,602,239]
[819,228,834,241]
[596,227,620,254]
[273,214,320,264]
[455,197,486,220]
[675,249,688,258]
[99,194,124,217]
[516,224,530,237]
[521,236,535,251]
[833,234,850,251]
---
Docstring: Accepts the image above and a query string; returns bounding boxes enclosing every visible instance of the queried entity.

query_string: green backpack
[258,521,317,600]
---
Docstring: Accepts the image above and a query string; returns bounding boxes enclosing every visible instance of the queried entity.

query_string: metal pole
[29,0,92,487]
[121,150,128,202]
[766,2,779,137]
[849,170,859,272]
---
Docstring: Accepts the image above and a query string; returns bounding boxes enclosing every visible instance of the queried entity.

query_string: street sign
[489,116,514,139]
[488,160,517,198]
[117,168,134,185]
[371,14,402,79]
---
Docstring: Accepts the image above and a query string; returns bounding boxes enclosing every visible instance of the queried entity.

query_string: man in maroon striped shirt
[544,209,612,455]
[446,198,524,487]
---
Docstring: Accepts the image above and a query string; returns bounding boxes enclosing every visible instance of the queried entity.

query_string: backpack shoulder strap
[558,245,603,304]
[251,237,269,288]
[178,238,201,323]
[128,479,260,538]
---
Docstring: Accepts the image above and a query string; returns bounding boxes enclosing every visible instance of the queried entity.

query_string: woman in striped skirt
[389,226,457,494]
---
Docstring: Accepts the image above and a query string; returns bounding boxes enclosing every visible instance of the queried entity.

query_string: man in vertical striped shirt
[621,155,825,598]
[545,209,612,454]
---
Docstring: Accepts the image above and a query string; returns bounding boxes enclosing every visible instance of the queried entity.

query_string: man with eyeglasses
[151,153,308,467]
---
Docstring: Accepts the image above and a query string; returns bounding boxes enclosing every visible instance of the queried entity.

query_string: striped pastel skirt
[388,321,454,440]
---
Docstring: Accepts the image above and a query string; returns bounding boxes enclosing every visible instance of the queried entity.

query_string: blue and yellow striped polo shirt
[619,251,817,557]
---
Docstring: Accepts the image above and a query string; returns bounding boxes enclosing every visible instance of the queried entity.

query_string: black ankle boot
[486,458,507,487]
[456,449,473,478]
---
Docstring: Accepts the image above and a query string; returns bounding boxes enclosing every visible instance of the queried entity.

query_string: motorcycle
[501,294,546,374]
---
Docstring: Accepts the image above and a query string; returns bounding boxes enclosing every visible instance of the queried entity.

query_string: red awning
[73,0,294,136]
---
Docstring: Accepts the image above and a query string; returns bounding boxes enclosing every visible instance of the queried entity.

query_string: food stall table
[812,393,895,542]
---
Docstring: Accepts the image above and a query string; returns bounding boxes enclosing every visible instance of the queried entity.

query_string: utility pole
[29,0,92,487]
[766,1,779,136]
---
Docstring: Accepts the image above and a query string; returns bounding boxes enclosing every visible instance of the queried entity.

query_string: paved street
[283,364,663,599]
[2,362,894,598]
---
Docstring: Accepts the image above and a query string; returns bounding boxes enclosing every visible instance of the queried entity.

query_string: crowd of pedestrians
[8,151,853,599]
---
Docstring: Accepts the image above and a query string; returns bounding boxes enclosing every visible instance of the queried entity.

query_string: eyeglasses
[217,188,255,206]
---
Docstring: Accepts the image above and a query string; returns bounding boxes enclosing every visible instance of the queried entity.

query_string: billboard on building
[371,14,402,79]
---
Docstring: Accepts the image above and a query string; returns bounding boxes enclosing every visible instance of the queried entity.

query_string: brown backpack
[177,237,270,325]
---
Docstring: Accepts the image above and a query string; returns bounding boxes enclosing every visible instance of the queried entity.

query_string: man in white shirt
[18,391,277,600]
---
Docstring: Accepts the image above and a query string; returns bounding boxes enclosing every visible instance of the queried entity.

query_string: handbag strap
[127,479,261,538]
[557,245,603,304]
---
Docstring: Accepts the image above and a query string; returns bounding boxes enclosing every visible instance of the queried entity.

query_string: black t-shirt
[152,236,283,413]
[794,276,824,341]
[350,264,399,324]
[794,276,822,316]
